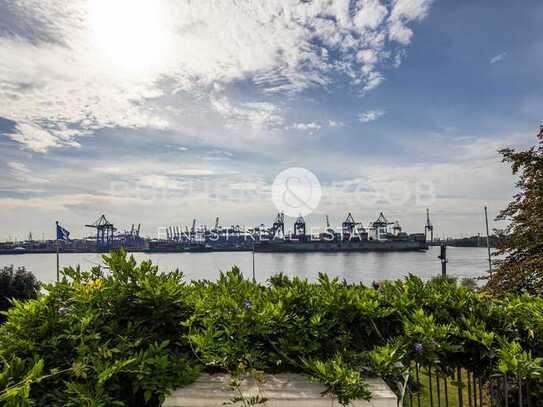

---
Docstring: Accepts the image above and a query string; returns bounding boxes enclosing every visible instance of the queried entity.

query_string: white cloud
[358,109,386,122]
[289,119,346,134]
[6,162,27,174]
[490,52,507,64]
[328,120,345,128]
[7,160,51,184]
[0,0,432,152]
[388,0,433,45]
[210,95,284,134]
[8,123,62,153]
[353,0,389,30]
[167,169,219,177]
[292,122,322,133]
[92,161,229,178]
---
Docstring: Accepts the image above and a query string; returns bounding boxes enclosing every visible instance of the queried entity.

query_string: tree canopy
[487,126,543,295]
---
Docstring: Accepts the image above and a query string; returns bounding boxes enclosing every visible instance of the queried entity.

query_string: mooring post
[55,221,60,283]
[438,244,447,277]
[252,244,256,282]
[484,206,492,276]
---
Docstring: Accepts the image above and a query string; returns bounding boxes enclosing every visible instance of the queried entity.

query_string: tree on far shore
[486,126,543,295]
[0,265,40,322]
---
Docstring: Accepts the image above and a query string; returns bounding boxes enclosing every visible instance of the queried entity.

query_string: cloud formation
[358,109,386,122]
[489,52,507,64]
[0,0,433,152]
[0,132,528,239]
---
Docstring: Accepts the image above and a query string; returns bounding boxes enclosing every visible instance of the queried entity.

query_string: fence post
[472,373,477,407]
[457,368,463,407]
[518,377,522,407]
[444,374,449,407]
[489,378,494,407]
[429,366,434,407]
[478,378,483,407]
[416,363,421,407]
[504,376,509,407]
[436,371,441,407]
[467,371,472,407]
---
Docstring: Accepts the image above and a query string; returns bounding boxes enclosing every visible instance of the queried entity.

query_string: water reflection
[0,246,492,284]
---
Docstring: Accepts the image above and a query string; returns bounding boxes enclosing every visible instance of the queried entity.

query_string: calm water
[0,246,492,284]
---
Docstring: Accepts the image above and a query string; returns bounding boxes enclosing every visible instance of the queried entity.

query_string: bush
[0,265,40,322]
[0,250,542,406]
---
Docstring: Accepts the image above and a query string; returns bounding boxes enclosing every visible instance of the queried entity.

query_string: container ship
[146,212,428,253]
[254,212,427,253]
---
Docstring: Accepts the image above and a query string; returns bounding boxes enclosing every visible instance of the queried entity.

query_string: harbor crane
[271,212,285,238]
[320,215,337,241]
[190,219,197,241]
[371,212,394,240]
[86,215,116,249]
[127,224,141,238]
[325,215,336,235]
[342,212,357,239]
[175,226,181,241]
[425,208,434,242]
[293,215,306,240]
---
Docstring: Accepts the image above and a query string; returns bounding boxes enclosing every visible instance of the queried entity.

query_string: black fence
[403,364,537,407]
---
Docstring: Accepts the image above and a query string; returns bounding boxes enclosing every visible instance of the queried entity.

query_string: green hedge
[0,250,542,406]
[0,265,39,323]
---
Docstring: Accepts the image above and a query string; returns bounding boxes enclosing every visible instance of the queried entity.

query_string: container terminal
[0,211,434,254]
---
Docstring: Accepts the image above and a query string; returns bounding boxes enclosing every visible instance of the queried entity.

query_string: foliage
[0,265,40,323]
[1,250,543,406]
[0,252,199,406]
[303,355,371,404]
[487,126,543,295]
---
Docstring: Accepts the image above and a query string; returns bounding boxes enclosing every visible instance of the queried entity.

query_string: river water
[0,246,492,284]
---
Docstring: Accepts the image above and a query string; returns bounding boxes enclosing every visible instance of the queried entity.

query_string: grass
[403,368,491,407]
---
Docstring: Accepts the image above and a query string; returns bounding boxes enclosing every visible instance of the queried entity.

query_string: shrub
[0,250,542,406]
[0,265,40,323]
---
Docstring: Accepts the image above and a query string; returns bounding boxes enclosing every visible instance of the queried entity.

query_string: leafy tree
[487,126,543,295]
[0,266,39,322]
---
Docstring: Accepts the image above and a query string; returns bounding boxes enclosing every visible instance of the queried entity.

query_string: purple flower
[58,306,69,316]
[414,343,424,355]
[242,299,252,310]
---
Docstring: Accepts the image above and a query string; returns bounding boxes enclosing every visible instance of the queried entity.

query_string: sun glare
[87,0,167,75]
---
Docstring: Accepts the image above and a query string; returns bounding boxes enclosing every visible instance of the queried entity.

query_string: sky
[0,0,542,240]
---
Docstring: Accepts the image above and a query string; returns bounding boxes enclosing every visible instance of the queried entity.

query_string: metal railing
[403,364,536,407]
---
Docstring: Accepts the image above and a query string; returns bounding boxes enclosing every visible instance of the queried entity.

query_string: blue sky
[0,0,541,239]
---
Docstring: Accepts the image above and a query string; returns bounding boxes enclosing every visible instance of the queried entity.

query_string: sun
[87,0,167,75]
